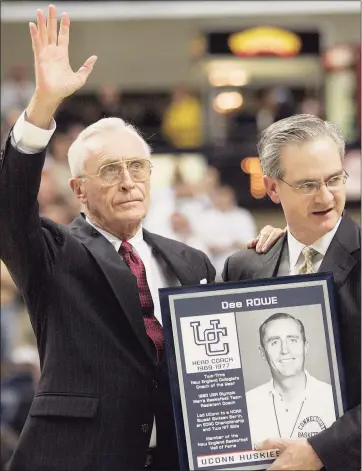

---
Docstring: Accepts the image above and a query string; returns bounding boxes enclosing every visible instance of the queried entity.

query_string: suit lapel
[143,230,206,367]
[69,216,155,361]
[319,213,360,289]
[143,230,203,286]
[253,235,287,280]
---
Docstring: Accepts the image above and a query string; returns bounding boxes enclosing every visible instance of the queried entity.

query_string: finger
[36,9,48,47]
[255,438,287,452]
[255,225,274,253]
[246,238,258,249]
[47,4,58,45]
[76,55,98,85]
[58,12,70,50]
[261,228,285,253]
[29,22,42,57]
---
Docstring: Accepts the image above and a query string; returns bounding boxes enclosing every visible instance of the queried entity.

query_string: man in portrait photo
[245,312,336,449]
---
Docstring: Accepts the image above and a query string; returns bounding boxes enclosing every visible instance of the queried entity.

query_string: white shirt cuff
[11,110,56,154]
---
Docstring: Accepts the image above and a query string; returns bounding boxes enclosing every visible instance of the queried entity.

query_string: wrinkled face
[260,318,307,379]
[264,137,346,244]
[71,129,151,233]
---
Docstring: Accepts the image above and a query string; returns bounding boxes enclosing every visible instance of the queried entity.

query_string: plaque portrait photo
[237,306,337,448]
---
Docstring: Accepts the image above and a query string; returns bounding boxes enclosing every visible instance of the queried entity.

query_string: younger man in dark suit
[223,114,360,471]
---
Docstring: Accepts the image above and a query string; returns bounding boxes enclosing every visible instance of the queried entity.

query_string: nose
[280,339,290,355]
[314,184,334,204]
[119,168,135,191]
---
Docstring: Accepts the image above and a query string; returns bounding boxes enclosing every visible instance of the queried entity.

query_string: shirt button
[152,380,159,389]
[141,424,150,433]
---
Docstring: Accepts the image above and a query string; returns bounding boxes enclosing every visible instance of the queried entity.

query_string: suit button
[152,380,158,389]
[141,423,150,433]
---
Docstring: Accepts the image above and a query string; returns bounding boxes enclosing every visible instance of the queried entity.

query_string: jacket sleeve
[308,404,361,471]
[200,250,216,283]
[222,255,231,281]
[222,251,248,282]
[0,135,57,298]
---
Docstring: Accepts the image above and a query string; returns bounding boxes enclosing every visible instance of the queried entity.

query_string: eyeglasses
[81,159,153,184]
[279,170,349,195]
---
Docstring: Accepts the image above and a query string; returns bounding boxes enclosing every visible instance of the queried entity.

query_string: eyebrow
[294,169,344,186]
[98,158,145,167]
[267,335,300,342]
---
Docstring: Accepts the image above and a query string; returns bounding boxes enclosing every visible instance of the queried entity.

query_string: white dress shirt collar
[85,215,143,252]
[267,370,314,401]
[287,218,342,272]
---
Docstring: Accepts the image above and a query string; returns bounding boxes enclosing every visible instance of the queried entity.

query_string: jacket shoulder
[223,248,261,281]
[228,248,260,265]
[146,231,205,257]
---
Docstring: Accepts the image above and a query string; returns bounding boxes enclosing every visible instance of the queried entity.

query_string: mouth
[279,358,296,363]
[311,208,333,216]
[118,200,142,205]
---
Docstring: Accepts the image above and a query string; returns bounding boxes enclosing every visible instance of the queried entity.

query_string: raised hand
[29,4,97,101]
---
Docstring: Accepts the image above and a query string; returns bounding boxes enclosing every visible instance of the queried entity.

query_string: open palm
[30,5,97,100]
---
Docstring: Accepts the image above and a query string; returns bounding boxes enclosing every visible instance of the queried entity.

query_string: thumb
[76,55,98,85]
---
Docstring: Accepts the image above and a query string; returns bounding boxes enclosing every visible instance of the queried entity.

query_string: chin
[317,217,339,234]
[116,210,145,224]
[310,211,340,234]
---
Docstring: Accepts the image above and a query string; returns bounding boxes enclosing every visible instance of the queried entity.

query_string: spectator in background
[174,166,222,231]
[169,211,210,257]
[1,65,34,118]
[41,203,76,225]
[1,263,21,364]
[46,131,73,195]
[197,185,257,279]
[144,165,223,246]
[95,83,123,118]
[299,95,324,118]
[1,108,23,146]
[1,346,40,471]
[46,124,84,202]
[162,85,203,148]
[38,169,68,211]
[256,87,295,133]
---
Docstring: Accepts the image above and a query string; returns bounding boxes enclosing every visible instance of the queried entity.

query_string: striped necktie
[119,241,164,361]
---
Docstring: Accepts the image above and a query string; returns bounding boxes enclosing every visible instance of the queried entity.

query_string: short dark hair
[259,312,306,347]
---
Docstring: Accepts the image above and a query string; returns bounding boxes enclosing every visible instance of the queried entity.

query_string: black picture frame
[159,272,346,471]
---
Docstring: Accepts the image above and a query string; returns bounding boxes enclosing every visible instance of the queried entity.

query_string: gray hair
[67,117,151,178]
[257,114,345,179]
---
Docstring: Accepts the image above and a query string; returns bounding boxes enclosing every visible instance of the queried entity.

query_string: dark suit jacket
[0,138,216,471]
[223,212,361,471]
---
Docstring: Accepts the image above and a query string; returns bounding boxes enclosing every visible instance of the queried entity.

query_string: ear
[263,175,281,204]
[259,345,267,361]
[304,340,309,356]
[69,178,87,204]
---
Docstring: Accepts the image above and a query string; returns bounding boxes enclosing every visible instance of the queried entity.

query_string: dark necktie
[119,241,164,361]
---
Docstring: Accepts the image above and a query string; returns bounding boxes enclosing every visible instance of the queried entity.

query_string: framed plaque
[159,273,346,471]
